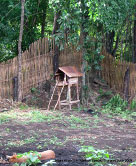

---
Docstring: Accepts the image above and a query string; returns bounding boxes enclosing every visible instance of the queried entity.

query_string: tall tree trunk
[80,0,89,104]
[18,0,25,101]
[52,11,61,74]
[52,12,60,34]
[133,8,136,63]
[106,31,115,54]
[41,13,46,38]
[40,0,48,38]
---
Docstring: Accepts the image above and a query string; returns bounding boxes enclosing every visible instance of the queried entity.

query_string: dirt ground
[0,107,136,166]
[0,80,136,166]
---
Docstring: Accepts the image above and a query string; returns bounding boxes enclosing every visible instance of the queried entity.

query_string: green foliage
[28,111,52,123]
[130,100,136,111]
[50,0,136,68]
[0,0,53,62]
[90,0,135,32]
[19,104,29,110]
[97,88,112,101]
[79,146,115,166]
[129,161,136,166]
[103,94,128,114]
[30,87,39,94]
[0,115,10,124]
[13,151,56,166]
[102,95,136,120]
[49,136,63,146]
[0,0,135,69]
[16,151,41,166]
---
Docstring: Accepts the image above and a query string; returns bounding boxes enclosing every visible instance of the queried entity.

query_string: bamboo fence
[0,37,82,100]
[101,48,136,100]
[1,37,136,100]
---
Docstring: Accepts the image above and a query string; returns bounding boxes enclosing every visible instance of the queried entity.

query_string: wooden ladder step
[47,82,58,110]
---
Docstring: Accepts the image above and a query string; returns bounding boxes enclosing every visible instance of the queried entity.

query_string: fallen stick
[7,150,55,163]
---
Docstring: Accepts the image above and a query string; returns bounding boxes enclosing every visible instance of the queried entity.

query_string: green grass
[36,136,63,147]
[19,104,29,110]
[64,136,85,145]
[0,113,16,124]
[49,136,63,146]
[7,137,36,147]
[15,110,63,124]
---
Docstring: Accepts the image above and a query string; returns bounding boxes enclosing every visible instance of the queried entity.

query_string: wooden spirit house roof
[55,66,83,78]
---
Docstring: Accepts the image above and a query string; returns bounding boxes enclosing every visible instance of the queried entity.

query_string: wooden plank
[70,100,80,104]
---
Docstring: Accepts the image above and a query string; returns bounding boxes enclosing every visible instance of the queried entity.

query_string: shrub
[103,94,128,114]
[79,146,115,166]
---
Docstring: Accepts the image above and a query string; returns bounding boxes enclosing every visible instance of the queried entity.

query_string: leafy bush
[130,100,136,111]
[13,151,56,166]
[31,87,39,94]
[0,115,10,124]
[14,151,41,166]
[79,146,115,166]
[97,88,112,101]
[103,94,128,114]
[129,161,136,166]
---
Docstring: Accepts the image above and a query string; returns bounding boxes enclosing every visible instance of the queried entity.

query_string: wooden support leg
[68,84,72,110]
[58,87,61,110]
[76,83,80,109]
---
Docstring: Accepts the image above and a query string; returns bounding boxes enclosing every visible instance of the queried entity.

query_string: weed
[101,94,136,121]
[7,137,36,147]
[129,161,136,166]
[23,137,36,144]
[5,128,10,132]
[37,145,42,149]
[69,123,77,129]
[0,115,10,124]
[13,151,56,166]
[27,111,56,123]
[102,94,129,116]
[69,115,89,125]
[31,87,39,94]
[7,141,23,147]
[93,114,99,119]
[19,104,29,110]
[79,146,116,166]
[49,136,63,146]
[69,115,85,123]
[0,110,17,124]
[97,88,112,101]
[130,100,136,111]
[67,115,90,129]
[44,142,48,147]
[14,151,41,166]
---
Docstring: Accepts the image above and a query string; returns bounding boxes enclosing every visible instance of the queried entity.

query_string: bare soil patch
[0,108,136,166]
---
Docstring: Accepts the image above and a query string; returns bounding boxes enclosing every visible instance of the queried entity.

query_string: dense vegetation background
[0,0,136,62]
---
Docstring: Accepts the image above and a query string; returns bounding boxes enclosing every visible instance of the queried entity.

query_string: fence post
[123,67,130,101]
[13,76,18,101]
